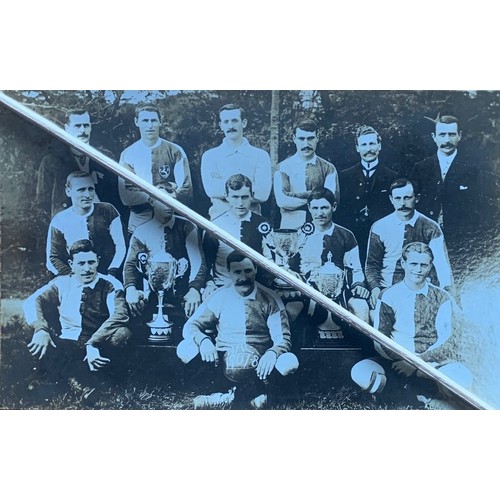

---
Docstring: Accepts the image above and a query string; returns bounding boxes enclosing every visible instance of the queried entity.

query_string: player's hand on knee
[199,337,218,364]
[84,345,110,372]
[126,286,146,316]
[27,329,56,359]
[256,350,277,380]
[183,287,201,317]
[352,284,370,299]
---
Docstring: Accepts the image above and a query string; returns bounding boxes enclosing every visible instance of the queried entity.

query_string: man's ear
[415,193,421,203]
[134,117,139,127]
[68,259,74,271]
[242,118,248,130]
[332,202,338,212]
[65,185,71,198]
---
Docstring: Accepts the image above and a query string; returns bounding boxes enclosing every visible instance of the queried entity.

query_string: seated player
[365,178,453,322]
[24,239,132,405]
[351,242,472,409]
[46,171,126,279]
[285,187,370,345]
[123,183,206,342]
[203,174,272,295]
[177,252,299,409]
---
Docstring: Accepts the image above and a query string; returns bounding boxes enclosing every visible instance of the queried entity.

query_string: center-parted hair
[64,109,89,125]
[355,125,381,144]
[135,102,161,120]
[219,103,247,122]
[65,171,95,189]
[69,239,97,258]
[294,119,318,135]
[307,186,337,206]
[225,174,253,195]
[401,242,434,263]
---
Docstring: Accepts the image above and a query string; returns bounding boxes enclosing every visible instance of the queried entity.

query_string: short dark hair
[219,103,246,122]
[69,239,97,258]
[307,187,337,206]
[401,242,434,263]
[66,171,94,189]
[64,109,89,124]
[226,251,255,271]
[294,119,318,135]
[135,102,161,120]
[389,178,415,195]
[435,115,460,131]
[355,125,381,144]
[225,174,253,195]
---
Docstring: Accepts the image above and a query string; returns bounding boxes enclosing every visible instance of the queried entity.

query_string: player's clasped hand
[84,345,110,372]
[256,350,277,380]
[27,329,56,359]
[183,287,201,317]
[126,286,147,317]
[200,337,218,365]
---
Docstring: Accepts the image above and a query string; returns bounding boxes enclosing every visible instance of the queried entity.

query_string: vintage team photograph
[1,90,499,410]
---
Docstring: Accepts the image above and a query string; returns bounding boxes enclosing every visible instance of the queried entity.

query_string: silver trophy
[264,223,313,293]
[138,250,188,343]
[311,251,345,340]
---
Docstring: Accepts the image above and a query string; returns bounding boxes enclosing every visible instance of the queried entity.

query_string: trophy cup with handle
[138,250,188,343]
[311,251,345,340]
[263,222,314,296]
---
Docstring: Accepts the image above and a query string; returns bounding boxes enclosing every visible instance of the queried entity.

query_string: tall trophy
[263,222,314,297]
[311,251,345,340]
[137,250,188,344]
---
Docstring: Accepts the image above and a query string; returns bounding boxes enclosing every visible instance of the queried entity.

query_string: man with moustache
[336,125,399,262]
[46,172,126,279]
[365,179,453,318]
[24,239,132,405]
[408,115,479,274]
[274,119,339,229]
[36,108,122,222]
[178,251,299,409]
[119,102,193,233]
[201,103,272,220]
[351,242,472,408]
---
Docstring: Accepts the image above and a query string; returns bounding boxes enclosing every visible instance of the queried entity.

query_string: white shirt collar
[71,274,99,289]
[403,279,429,296]
[225,210,252,223]
[293,152,318,165]
[72,203,95,218]
[361,158,379,170]
[230,283,257,300]
[221,137,250,154]
[437,149,457,165]
[392,209,419,227]
[314,222,335,236]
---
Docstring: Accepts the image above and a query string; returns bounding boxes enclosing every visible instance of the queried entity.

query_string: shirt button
[355,196,360,200]
[63,203,67,208]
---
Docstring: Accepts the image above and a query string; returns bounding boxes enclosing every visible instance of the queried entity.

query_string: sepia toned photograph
[1,90,499,410]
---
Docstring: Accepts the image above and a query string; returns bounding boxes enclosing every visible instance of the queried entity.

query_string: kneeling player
[177,252,299,409]
[24,239,132,405]
[350,242,472,409]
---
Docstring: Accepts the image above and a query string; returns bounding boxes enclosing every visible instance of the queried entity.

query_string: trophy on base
[312,251,345,340]
[138,250,188,344]
[264,223,313,297]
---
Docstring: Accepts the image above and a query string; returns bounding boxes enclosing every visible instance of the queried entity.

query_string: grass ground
[1,299,422,411]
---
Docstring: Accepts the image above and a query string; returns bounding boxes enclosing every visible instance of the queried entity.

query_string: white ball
[351,359,387,394]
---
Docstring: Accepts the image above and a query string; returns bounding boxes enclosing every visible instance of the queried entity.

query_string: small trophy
[264,223,314,295]
[312,251,345,340]
[138,250,188,343]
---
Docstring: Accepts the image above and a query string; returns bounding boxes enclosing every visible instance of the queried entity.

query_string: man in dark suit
[336,125,399,263]
[408,115,481,276]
